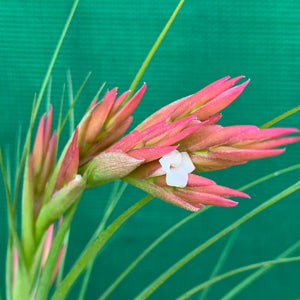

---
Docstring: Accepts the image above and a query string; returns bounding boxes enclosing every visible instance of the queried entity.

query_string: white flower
[159,150,195,188]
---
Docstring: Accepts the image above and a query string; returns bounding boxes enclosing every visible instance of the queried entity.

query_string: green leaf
[99,207,210,300]
[222,239,300,300]
[176,256,300,300]
[124,0,186,103]
[21,156,35,267]
[198,229,239,300]
[134,180,300,299]
[51,195,153,300]
[78,181,127,300]
[34,198,81,300]
[260,105,300,129]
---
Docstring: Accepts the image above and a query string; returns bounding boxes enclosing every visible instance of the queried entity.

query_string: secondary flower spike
[78,83,147,165]
[117,76,299,210]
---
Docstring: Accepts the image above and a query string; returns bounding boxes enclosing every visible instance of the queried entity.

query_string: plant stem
[134,181,300,299]
[78,181,127,300]
[176,256,300,300]
[13,0,80,215]
[198,229,239,300]
[124,0,186,102]
[99,207,210,300]
[260,105,300,129]
[51,195,153,300]
[34,198,81,300]
[238,164,300,192]
[222,239,300,300]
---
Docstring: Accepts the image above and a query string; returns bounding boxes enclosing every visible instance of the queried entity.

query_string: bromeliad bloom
[84,76,299,210]
[78,83,147,166]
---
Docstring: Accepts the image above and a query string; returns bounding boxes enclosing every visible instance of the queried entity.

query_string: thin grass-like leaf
[260,105,300,129]
[124,0,186,103]
[89,82,106,108]
[57,84,66,146]
[46,77,52,112]
[54,69,79,282]
[13,94,36,209]
[58,72,92,136]
[15,126,22,180]
[222,239,300,300]
[134,180,300,299]
[78,181,128,300]
[99,207,210,300]
[176,256,300,300]
[5,237,13,300]
[0,147,28,280]
[21,156,35,267]
[238,164,300,192]
[32,0,80,122]
[99,162,300,299]
[55,231,70,289]
[34,197,81,300]
[51,195,153,300]
[13,0,80,211]
[198,229,239,300]
[67,70,75,135]
[5,146,12,195]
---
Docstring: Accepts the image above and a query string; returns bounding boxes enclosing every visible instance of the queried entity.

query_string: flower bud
[84,150,144,187]
[35,175,85,240]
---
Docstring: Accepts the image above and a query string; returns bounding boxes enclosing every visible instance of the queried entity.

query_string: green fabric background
[0,0,299,299]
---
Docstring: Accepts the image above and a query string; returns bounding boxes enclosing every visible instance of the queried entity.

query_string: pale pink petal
[241,137,300,149]
[44,105,53,151]
[174,189,238,207]
[109,90,131,116]
[195,79,250,120]
[85,88,117,143]
[128,146,177,162]
[32,114,45,175]
[211,146,285,161]
[107,83,146,128]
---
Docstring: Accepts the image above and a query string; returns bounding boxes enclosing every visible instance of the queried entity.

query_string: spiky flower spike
[111,76,298,211]
[27,105,57,217]
[78,83,147,166]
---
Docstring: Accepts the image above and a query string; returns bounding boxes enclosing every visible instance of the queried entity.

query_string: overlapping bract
[100,75,298,210]
[21,75,299,290]
[29,76,300,228]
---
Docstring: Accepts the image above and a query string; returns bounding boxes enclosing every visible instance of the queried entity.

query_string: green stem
[99,207,210,300]
[135,181,300,299]
[6,237,13,300]
[125,0,186,102]
[222,239,300,300]
[99,163,300,300]
[176,256,300,300]
[0,148,27,271]
[13,0,80,210]
[238,164,300,192]
[260,105,300,129]
[58,72,92,137]
[198,230,239,300]
[34,198,81,300]
[32,0,80,122]
[21,157,35,268]
[78,181,127,300]
[51,195,153,300]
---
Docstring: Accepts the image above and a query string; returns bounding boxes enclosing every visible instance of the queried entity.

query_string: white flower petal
[159,150,182,171]
[159,155,171,172]
[159,150,195,188]
[166,170,188,188]
[178,152,195,173]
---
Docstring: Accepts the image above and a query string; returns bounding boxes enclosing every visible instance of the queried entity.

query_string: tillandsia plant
[1,0,300,300]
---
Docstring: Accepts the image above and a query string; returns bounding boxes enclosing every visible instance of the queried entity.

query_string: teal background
[0,0,300,299]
